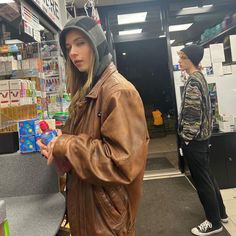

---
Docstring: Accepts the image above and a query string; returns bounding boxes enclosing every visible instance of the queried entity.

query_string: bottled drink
[39,120,57,145]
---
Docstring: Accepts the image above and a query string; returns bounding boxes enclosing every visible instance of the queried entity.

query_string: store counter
[0,152,65,236]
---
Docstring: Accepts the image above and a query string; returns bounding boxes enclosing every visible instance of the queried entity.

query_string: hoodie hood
[59,16,112,79]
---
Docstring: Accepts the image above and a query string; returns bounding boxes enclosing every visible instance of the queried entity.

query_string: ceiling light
[118,12,147,25]
[186,41,193,45]
[203,4,213,8]
[182,4,213,10]
[122,52,126,56]
[5,39,23,44]
[169,23,193,32]
[0,0,14,3]
[119,29,142,36]
[170,40,175,44]
[159,35,166,38]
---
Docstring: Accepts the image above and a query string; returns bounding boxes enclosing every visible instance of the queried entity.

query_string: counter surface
[0,152,65,236]
[1,193,65,236]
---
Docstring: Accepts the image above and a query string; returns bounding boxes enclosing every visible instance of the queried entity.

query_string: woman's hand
[37,129,72,175]
[37,129,62,161]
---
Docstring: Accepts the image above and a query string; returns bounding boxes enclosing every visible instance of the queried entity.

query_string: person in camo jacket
[178,45,228,236]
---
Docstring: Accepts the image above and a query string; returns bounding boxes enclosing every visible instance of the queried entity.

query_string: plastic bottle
[39,120,57,145]
[0,200,10,236]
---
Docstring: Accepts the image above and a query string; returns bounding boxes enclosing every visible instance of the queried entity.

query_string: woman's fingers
[47,153,55,165]
[56,129,62,136]
[37,139,47,150]
[41,149,49,158]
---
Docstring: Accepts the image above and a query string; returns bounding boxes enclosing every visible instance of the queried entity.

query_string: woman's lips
[74,60,83,66]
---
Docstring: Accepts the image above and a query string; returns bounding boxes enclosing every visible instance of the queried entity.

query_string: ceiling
[105,2,162,43]
[72,0,154,8]
[68,0,236,45]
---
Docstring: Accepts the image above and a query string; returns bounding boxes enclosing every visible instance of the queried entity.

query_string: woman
[39,16,149,236]
[178,45,227,236]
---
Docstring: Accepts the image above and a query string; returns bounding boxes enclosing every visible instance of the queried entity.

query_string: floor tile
[231,215,236,226]
[223,219,236,236]
[221,189,236,200]
[224,199,236,216]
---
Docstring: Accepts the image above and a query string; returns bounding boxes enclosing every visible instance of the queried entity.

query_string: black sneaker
[191,220,223,235]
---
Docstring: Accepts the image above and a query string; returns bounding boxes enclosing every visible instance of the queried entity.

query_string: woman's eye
[77,41,85,46]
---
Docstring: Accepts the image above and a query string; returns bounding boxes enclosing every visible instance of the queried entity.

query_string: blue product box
[35,134,41,152]
[19,135,36,153]
[18,118,39,136]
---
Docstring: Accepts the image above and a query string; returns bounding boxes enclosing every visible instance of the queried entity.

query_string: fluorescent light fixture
[122,52,126,56]
[203,4,213,8]
[186,41,193,45]
[159,35,166,38]
[0,0,14,3]
[169,23,193,32]
[170,40,175,44]
[5,39,23,44]
[119,29,142,36]
[118,12,147,25]
[182,4,213,10]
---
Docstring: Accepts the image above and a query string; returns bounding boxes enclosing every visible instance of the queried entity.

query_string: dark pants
[182,139,226,227]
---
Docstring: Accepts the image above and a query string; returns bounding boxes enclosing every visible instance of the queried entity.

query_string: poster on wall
[209,43,225,63]
[201,48,212,67]
[230,35,236,62]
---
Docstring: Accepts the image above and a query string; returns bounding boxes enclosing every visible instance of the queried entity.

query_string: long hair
[65,50,95,130]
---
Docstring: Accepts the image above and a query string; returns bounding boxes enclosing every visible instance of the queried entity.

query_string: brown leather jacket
[53,63,149,236]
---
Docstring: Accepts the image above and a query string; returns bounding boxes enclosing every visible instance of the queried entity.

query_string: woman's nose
[69,45,78,58]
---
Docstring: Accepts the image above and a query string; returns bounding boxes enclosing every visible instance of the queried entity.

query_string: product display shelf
[40,40,66,118]
[200,23,236,47]
[0,104,37,133]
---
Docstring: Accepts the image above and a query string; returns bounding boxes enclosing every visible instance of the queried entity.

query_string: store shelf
[200,24,236,46]
[42,56,58,60]
[44,74,59,77]
[46,91,60,94]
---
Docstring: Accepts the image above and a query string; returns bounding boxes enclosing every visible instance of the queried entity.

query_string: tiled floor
[149,136,236,235]
[148,134,177,154]
[148,135,180,173]
[221,188,236,236]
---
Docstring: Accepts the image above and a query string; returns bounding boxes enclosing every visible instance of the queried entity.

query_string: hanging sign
[32,0,62,29]
[21,2,41,42]
[21,3,40,30]
[23,21,34,37]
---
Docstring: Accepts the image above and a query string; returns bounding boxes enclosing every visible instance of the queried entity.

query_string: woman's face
[65,30,93,73]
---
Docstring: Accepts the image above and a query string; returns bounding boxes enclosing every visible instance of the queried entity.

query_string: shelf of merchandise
[40,40,66,118]
[200,24,236,47]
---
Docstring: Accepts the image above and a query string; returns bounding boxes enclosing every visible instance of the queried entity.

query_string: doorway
[116,38,179,176]
[105,2,180,176]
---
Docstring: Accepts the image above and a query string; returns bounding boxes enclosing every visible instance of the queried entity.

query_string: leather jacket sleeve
[52,88,149,185]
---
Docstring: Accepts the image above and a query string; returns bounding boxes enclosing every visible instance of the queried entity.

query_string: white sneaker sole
[191,226,223,235]
[221,218,228,223]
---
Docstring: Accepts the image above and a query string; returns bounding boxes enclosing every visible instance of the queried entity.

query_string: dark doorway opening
[115,37,179,175]
[115,38,176,138]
